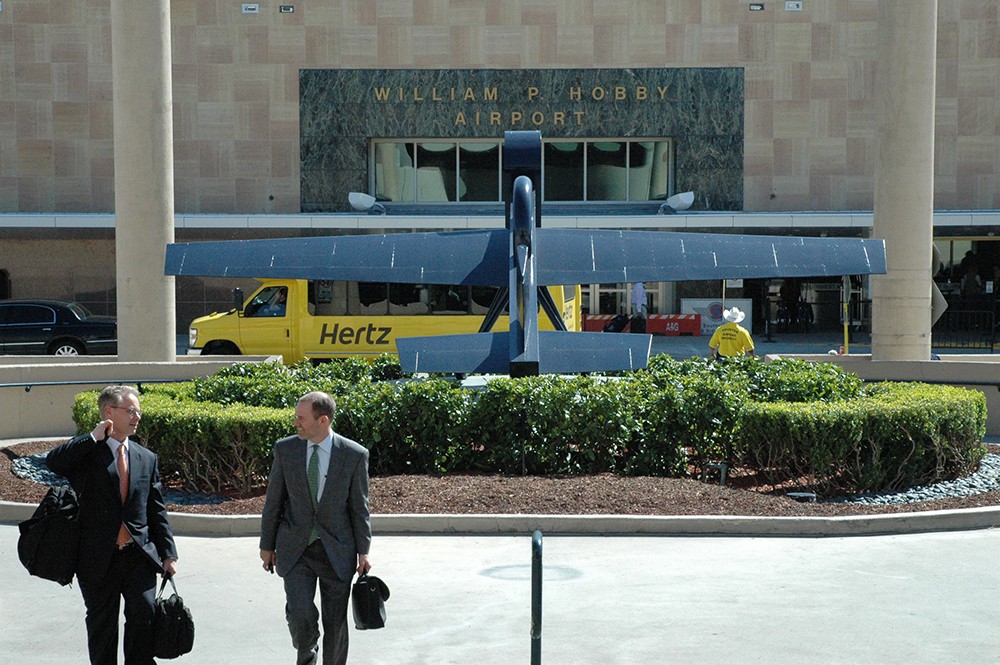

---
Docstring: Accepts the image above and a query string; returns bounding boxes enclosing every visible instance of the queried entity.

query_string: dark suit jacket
[259,433,371,582]
[46,434,177,585]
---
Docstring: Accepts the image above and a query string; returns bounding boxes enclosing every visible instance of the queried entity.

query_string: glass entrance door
[583,282,667,317]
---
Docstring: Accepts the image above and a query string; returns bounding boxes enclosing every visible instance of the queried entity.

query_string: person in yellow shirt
[709,306,755,359]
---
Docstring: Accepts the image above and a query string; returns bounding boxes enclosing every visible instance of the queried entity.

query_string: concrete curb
[4,500,1000,538]
[370,507,1000,537]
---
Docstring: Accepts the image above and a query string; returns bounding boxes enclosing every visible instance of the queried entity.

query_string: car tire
[202,341,240,355]
[50,340,84,356]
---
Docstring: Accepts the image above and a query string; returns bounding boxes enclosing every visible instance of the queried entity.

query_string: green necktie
[307,444,320,543]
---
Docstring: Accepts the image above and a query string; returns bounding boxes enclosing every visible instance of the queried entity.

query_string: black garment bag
[17,484,81,586]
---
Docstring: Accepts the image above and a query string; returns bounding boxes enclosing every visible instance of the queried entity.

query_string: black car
[0,299,117,356]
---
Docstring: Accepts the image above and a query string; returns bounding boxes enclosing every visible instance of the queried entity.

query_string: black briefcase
[352,574,390,630]
[153,574,195,659]
[603,314,630,333]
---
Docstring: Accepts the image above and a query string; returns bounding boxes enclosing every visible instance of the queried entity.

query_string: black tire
[49,339,84,356]
[201,341,241,355]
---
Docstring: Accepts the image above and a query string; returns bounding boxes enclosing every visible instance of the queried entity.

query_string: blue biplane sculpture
[165,131,886,376]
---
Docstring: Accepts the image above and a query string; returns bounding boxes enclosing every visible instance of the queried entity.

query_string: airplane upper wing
[166,228,887,287]
[164,230,508,285]
[534,230,887,285]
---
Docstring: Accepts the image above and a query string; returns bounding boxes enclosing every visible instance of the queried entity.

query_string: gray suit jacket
[259,433,371,581]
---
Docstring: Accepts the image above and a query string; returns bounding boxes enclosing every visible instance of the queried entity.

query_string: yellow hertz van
[187,279,581,364]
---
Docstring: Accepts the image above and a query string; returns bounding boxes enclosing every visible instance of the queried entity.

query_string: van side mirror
[233,287,244,314]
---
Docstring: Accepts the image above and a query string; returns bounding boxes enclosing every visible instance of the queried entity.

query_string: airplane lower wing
[397,332,510,374]
[534,230,887,285]
[164,230,508,285]
[396,331,652,375]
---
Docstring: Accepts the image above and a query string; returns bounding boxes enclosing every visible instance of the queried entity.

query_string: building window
[371,138,673,204]
[459,142,501,201]
[543,141,583,201]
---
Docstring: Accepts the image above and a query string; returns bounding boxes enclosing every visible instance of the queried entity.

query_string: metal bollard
[531,530,542,665]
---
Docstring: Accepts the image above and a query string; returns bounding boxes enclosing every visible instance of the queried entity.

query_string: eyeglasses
[111,406,143,418]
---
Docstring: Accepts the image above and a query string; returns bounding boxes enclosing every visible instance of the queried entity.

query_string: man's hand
[260,549,277,574]
[90,420,113,442]
[163,557,177,577]
[357,553,371,576]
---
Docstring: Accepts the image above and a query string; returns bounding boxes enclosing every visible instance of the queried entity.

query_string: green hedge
[70,356,988,498]
[464,375,685,476]
[335,379,471,476]
[74,390,286,493]
[741,382,987,493]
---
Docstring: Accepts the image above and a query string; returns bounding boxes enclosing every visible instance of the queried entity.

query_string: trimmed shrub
[370,354,404,382]
[69,358,987,498]
[645,354,862,403]
[624,377,688,476]
[335,379,470,475]
[741,382,987,493]
[465,375,686,476]
[741,400,864,491]
[73,390,285,493]
[190,360,361,408]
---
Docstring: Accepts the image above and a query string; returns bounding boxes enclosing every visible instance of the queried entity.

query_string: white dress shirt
[104,435,129,460]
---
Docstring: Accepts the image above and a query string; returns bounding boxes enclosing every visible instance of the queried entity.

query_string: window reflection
[459,143,500,201]
[389,283,430,314]
[628,142,654,201]
[356,282,389,314]
[587,141,627,201]
[246,286,287,318]
[429,285,469,313]
[544,142,583,201]
[372,138,673,204]
[415,143,456,201]
[646,141,671,201]
[373,142,415,202]
[471,285,502,315]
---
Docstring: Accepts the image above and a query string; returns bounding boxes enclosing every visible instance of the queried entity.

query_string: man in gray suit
[260,391,372,665]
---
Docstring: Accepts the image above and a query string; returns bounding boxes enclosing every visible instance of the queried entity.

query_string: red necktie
[115,444,131,549]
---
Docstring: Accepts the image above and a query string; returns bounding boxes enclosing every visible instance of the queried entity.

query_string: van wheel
[202,341,240,355]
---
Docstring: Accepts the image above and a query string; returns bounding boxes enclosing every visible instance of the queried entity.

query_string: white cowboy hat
[723,306,746,324]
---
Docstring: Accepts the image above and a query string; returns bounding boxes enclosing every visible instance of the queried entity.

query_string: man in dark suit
[47,385,178,665]
[260,391,372,665]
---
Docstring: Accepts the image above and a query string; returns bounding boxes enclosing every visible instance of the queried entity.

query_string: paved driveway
[4,526,999,664]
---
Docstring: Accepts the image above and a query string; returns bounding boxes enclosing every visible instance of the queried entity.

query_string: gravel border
[11,453,228,506]
[827,453,1000,505]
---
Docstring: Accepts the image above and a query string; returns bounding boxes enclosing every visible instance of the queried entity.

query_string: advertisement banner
[680,298,753,336]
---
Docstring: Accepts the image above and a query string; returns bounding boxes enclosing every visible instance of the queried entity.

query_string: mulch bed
[5,440,1000,518]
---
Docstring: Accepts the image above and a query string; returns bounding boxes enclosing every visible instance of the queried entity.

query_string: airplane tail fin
[396,331,652,375]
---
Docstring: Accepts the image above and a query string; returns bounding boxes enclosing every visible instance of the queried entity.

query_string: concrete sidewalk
[4,525,1000,664]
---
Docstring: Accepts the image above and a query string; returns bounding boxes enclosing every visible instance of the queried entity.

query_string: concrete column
[870,0,937,360]
[111,0,176,361]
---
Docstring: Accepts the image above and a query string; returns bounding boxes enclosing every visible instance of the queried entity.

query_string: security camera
[348,192,377,211]
[657,191,695,214]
